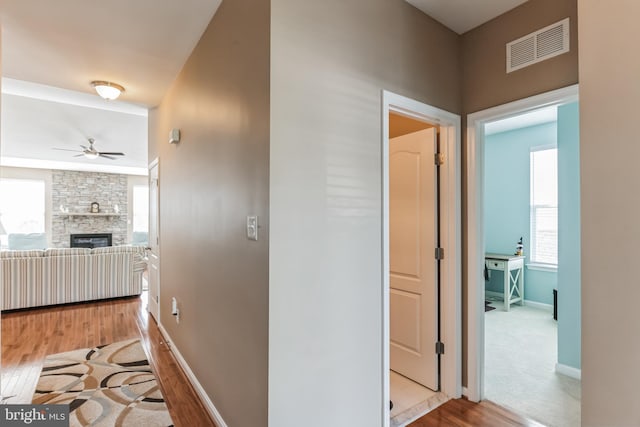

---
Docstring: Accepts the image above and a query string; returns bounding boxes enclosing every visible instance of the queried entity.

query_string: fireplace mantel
[55,213,123,218]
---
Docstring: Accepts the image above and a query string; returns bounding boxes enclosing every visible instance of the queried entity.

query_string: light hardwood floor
[1,292,216,427]
[409,397,546,426]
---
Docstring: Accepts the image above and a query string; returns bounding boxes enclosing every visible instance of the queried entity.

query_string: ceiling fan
[53,138,125,160]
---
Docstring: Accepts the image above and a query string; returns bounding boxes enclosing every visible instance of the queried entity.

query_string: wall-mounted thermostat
[169,129,181,144]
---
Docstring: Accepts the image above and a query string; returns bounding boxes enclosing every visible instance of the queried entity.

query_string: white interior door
[389,128,438,390]
[148,160,160,322]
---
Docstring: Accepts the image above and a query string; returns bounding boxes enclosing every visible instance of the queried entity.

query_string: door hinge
[434,152,444,166]
[435,247,444,260]
[436,341,445,355]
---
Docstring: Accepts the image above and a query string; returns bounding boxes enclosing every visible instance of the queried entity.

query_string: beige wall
[461,0,578,114]
[269,1,460,425]
[149,0,270,425]
[147,108,158,165]
[579,0,640,424]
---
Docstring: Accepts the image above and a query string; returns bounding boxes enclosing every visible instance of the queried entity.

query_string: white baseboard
[555,363,581,380]
[157,323,228,427]
[462,386,469,398]
[485,291,553,312]
[484,290,504,301]
[523,299,553,312]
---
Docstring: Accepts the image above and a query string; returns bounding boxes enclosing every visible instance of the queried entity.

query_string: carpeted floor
[485,304,580,427]
[33,339,174,427]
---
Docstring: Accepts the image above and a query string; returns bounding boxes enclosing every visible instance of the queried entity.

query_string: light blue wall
[484,122,557,305]
[557,101,581,370]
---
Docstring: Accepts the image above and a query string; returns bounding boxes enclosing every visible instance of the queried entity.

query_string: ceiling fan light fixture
[91,81,125,100]
[84,151,99,159]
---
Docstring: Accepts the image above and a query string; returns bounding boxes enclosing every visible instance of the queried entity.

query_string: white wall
[269,1,461,425]
[579,0,640,425]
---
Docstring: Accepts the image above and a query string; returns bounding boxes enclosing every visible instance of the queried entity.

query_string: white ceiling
[0,0,532,175]
[0,0,222,107]
[406,0,529,34]
[1,78,148,175]
[0,0,222,175]
[485,105,557,135]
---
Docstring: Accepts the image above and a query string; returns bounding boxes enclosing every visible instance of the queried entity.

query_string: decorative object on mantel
[58,212,121,217]
[90,202,100,213]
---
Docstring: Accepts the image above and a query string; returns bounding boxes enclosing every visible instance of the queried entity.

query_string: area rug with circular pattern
[32,338,174,427]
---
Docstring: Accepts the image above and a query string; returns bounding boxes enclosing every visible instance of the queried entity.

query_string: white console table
[485,253,525,311]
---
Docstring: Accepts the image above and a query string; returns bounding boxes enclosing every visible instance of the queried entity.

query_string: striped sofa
[0,246,146,311]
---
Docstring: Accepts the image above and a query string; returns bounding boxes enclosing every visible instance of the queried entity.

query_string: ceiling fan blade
[80,145,88,150]
[53,148,82,152]
[73,154,85,157]
[98,152,125,156]
[99,154,117,160]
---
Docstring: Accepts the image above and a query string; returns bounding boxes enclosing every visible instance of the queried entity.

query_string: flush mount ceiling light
[91,80,125,100]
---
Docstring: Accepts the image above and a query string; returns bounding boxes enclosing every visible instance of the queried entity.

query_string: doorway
[381,91,461,427]
[466,85,581,425]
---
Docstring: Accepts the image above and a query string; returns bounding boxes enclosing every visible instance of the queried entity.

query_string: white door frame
[382,90,461,425]
[148,157,160,323]
[465,84,579,402]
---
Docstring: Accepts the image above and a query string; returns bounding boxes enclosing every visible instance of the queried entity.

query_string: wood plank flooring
[1,292,216,427]
[2,293,544,427]
[409,397,546,427]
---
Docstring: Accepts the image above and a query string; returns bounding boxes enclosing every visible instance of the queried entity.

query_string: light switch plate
[247,215,258,241]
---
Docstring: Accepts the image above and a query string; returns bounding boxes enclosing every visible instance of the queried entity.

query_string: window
[0,178,46,248]
[530,148,558,266]
[132,185,149,232]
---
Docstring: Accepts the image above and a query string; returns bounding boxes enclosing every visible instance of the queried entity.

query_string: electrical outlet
[171,297,180,324]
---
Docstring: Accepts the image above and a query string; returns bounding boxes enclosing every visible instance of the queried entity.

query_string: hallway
[1,293,215,427]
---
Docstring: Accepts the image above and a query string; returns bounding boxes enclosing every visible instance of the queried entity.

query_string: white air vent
[507,18,569,73]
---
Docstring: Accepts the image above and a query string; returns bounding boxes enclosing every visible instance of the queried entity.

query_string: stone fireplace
[52,170,128,247]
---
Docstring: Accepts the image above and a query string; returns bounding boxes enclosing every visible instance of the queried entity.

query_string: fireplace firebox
[70,233,112,248]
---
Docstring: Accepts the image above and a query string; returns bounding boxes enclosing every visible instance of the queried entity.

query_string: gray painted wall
[149,0,270,425]
[147,0,587,424]
[270,1,460,425]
